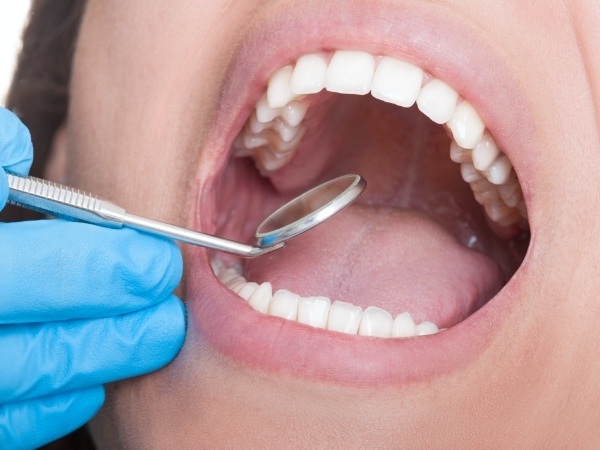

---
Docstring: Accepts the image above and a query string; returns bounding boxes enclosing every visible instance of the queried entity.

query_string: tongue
[245,204,504,327]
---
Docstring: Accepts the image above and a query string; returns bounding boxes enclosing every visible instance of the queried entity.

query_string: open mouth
[186,1,536,384]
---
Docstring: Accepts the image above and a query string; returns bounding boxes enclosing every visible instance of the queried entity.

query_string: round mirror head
[255,174,366,248]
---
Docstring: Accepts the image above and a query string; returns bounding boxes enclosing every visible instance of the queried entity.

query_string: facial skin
[60,0,600,447]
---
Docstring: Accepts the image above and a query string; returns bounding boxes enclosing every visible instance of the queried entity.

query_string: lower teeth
[212,259,441,339]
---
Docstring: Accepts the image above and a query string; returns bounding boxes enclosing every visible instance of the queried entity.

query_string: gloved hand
[0,107,186,449]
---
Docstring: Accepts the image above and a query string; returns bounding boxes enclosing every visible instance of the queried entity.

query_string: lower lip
[184,247,519,386]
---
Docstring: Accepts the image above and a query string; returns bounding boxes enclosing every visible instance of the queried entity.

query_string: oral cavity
[212,259,441,338]
[234,49,527,229]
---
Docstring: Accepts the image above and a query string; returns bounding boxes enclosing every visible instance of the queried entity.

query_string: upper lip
[184,0,538,385]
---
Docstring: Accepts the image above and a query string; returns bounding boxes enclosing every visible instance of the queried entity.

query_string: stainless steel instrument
[7,173,366,257]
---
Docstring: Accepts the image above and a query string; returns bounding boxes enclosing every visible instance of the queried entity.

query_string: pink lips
[183,0,537,385]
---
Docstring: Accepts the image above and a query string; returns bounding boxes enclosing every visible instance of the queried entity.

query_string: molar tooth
[496,210,522,227]
[290,53,328,95]
[268,289,300,320]
[297,296,331,329]
[210,258,225,274]
[249,112,269,134]
[280,101,308,127]
[460,162,483,183]
[370,56,424,108]
[473,183,500,204]
[484,201,519,223]
[225,275,246,288]
[255,146,297,172]
[358,306,393,338]
[447,101,485,149]
[487,154,513,185]
[272,118,301,143]
[238,282,260,301]
[248,282,273,314]
[218,267,242,284]
[416,321,439,336]
[255,93,281,123]
[325,50,375,95]
[499,181,522,208]
[229,280,247,294]
[327,301,363,335]
[391,312,418,338]
[472,134,500,171]
[243,132,269,149]
[416,79,459,124]
[450,141,472,163]
[267,65,298,108]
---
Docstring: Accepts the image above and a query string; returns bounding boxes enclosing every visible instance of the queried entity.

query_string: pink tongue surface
[245,204,504,327]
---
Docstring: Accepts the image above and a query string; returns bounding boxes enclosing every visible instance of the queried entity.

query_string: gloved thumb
[0,107,34,210]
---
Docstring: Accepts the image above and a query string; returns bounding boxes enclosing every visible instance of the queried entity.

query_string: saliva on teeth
[212,259,441,339]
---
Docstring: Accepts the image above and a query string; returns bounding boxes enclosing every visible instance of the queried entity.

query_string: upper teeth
[233,49,527,228]
[212,259,441,339]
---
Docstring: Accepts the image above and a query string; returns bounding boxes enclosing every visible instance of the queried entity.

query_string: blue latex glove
[0,108,186,449]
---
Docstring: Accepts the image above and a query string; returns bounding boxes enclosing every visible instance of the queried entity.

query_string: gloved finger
[0,220,183,324]
[0,108,34,210]
[0,295,185,403]
[0,386,104,450]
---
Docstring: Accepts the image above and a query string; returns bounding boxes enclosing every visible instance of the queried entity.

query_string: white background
[0,1,33,106]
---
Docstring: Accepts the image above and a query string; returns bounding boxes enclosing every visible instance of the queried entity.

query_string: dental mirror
[255,174,366,248]
[7,173,366,258]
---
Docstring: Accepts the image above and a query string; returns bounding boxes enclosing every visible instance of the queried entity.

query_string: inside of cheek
[213,94,529,325]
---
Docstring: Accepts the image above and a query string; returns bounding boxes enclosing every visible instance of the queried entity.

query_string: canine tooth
[280,101,308,127]
[450,141,472,163]
[448,101,485,149]
[460,162,483,183]
[256,93,280,123]
[298,296,331,329]
[487,154,512,185]
[416,79,459,124]
[358,306,393,338]
[325,50,375,95]
[416,321,439,335]
[472,134,500,171]
[391,312,418,338]
[238,282,260,301]
[267,65,298,108]
[268,289,300,320]
[327,301,362,335]
[290,53,328,95]
[248,282,273,314]
[370,57,424,107]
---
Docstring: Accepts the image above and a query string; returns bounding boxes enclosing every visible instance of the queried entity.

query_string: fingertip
[135,295,187,373]
[0,108,33,175]
[121,229,184,302]
[1,386,105,449]
[0,167,7,211]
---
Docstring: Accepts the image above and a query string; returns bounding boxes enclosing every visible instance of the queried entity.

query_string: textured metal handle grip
[7,174,126,226]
